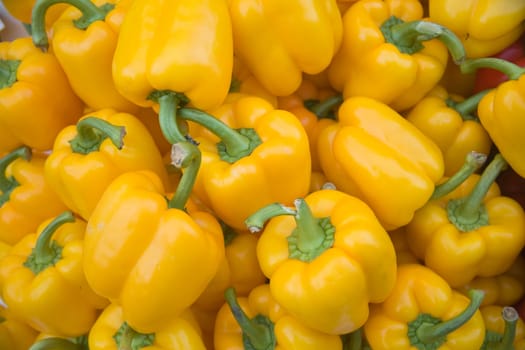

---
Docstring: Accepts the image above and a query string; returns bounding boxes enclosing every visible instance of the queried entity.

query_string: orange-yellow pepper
[0,304,38,350]
[429,0,525,58]
[246,189,397,335]
[459,255,525,307]
[328,0,465,112]
[83,165,225,333]
[31,0,138,113]
[228,0,343,96]
[0,147,68,245]
[406,85,492,176]
[317,96,444,230]
[44,108,169,220]
[230,56,278,108]
[364,264,486,350]
[480,305,525,350]
[214,285,343,350]
[0,212,107,337]
[0,37,84,152]
[185,94,311,231]
[388,228,420,265]
[2,0,66,26]
[406,154,525,287]
[88,303,207,350]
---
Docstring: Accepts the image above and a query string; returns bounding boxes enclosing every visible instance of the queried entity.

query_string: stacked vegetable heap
[1,0,525,349]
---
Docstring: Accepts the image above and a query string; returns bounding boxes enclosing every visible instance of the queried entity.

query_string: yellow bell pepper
[461,58,525,178]
[230,56,278,108]
[44,108,169,220]
[31,0,138,113]
[3,0,66,27]
[364,264,486,349]
[193,226,266,313]
[246,189,397,335]
[83,157,225,333]
[88,303,207,350]
[214,285,343,350]
[0,304,38,350]
[0,146,68,245]
[406,154,525,288]
[388,228,420,265]
[0,212,107,337]
[480,305,525,350]
[406,85,492,176]
[112,0,233,143]
[228,0,343,96]
[317,96,444,230]
[183,94,311,231]
[429,0,525,58]
[29,334,88,350]
[459,255,525,307]
[0,37,84,153]
[328,0,466,112]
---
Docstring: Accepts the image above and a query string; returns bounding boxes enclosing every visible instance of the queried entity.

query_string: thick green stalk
[0,60,21,89]
[460,58,525,80]
[168,141,201,210]
[69,117,126,154]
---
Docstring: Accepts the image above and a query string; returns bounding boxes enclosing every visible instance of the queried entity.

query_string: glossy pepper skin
[406,156,525,288]
[187,94,311,231]
[364,264,486,350]
[429,0,525,58]
[0,37,84,152]
[248,189,397,335]
[318,96,444,230]
[31,0,139,113]
[112,0,233,111]
[89,303,207,350]
[328,0,453,112]
[0,147,68,245]
[228,0,342,97]
[83,170,225,334]
[480,305,525,350]
[2,0,66,27]
[0,305,38,350]
[406,85,492,176]
[0,212,107,337]
[44,108,169,220]
[214,285,343,350]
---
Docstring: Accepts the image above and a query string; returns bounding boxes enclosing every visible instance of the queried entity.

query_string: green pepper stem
[31,0,114,50]
[70,117,126,154]
[453,154,507,223]
[29,338,85,350]
[291,199,328,254]
[168,141,201,210]
[431,151,487,200]
[387,18,466,63]
[178,107,252,158]
[460,58,525,80]
[117,324,136,350]
[308,95,343,118]
[0,146,31,192]
[244,203,296,233]
[224,287,274,349]
[342,328,365,350]
[154,91,189,144]
[417,289,484,343]
[450,89,491,118]
[33,211,75,267]
[497,307,519,350]
[0,60,20,89]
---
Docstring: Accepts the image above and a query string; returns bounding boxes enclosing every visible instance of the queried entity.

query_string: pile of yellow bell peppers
[1,0,525,349]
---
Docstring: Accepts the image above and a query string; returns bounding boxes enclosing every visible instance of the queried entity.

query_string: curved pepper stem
[409,289,484,348]
[69,117,126,154]
[0,60,21,89]
[447,89,491,121]
[484,306,520,350]
[307,94,343,119]
[0,146,31,206]
[245,199,335,262]
[23,211,75,274]
[149,90,190,144]
[178,107,262,163]
[31,0,115,50]
[381,16,466,64]
[168,141,201,210]
[29,337,86,350]
[460,58,525,81]
[431,151,487,200]
[224,287,276,350]
[113,322,155,350]
[447,154,507,232]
